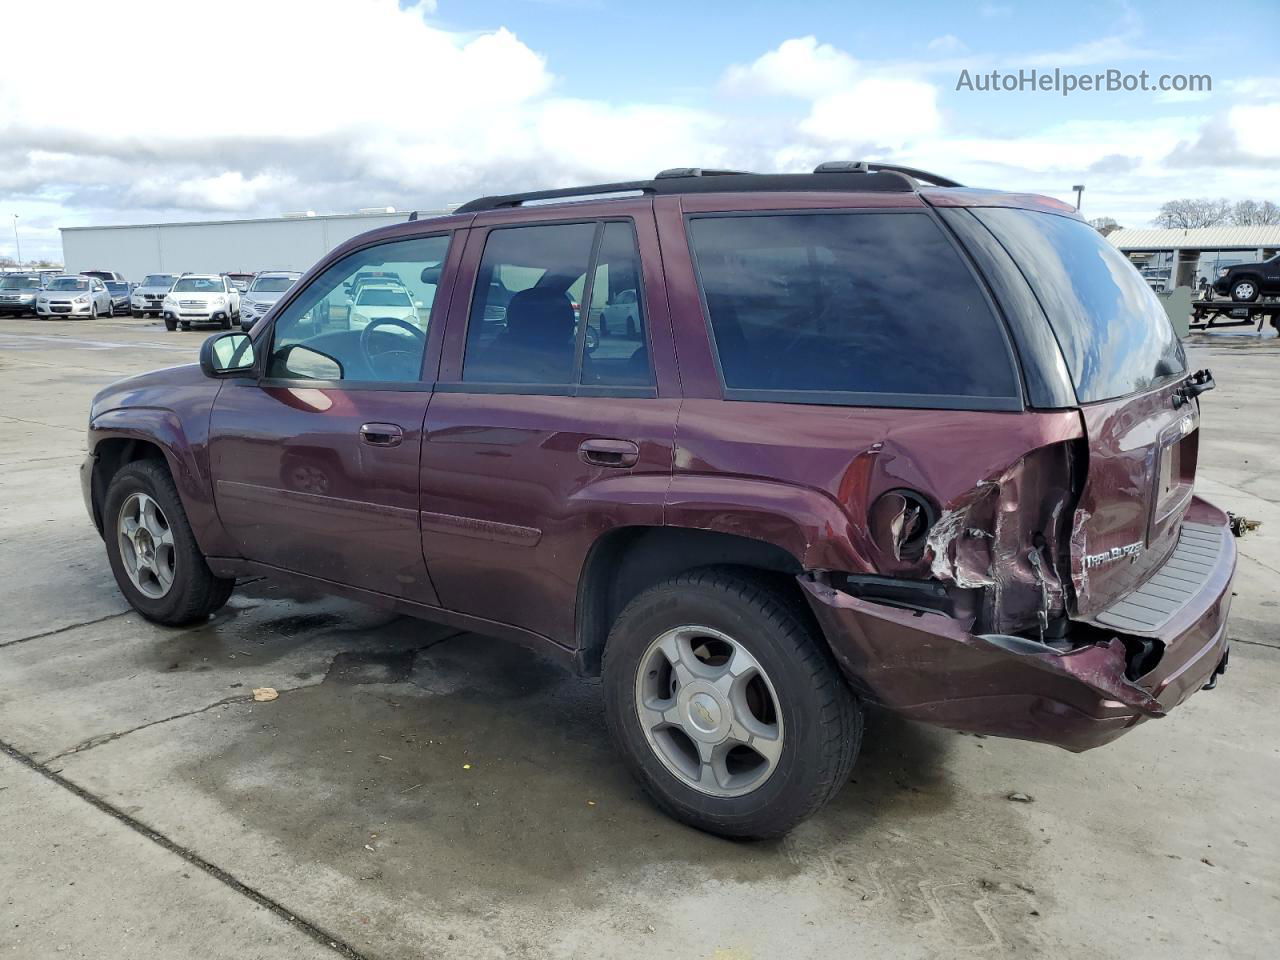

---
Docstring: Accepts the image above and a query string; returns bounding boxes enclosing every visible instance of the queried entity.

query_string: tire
[1231,279,1260,302]
[164,316,177,331]
[103,460,234,626]
[220,315,232,330]
[602,567,861,839]
[89,303,98,321]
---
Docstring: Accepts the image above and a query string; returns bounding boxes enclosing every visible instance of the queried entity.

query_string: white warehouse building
[60,208,448,280]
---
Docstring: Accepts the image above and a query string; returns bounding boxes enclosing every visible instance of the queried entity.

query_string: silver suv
[239,271,301,331]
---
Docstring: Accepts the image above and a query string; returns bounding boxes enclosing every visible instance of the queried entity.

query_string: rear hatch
[968,207,1195,617]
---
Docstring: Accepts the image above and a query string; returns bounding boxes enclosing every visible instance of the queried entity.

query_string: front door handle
[360,422,404,447]
[579,438,639,468]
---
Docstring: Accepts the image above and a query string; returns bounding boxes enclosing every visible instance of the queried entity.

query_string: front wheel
[1231,279,1260,302]
[102,460,234,625]
[602,568,861,838]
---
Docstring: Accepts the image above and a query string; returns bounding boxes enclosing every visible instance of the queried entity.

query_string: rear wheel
[103,460,233,625]
[1231,279,1260,302]
[603,568,861,838]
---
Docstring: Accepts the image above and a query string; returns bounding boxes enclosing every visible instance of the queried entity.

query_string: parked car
[161,274,240,330]
[1213,254,1280,301]
[80,270,127,283]
[239,271,301,331]
[346,282,421,333]
[223,272,255,293]
[598,287,641,337]
[37,275,112,319]
[130,274,180,317]
[82,163,1234,839]
[0,273,46,316]
[105,281,134,316]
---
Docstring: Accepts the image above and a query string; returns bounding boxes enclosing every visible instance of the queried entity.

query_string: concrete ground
[1,314,1277,960]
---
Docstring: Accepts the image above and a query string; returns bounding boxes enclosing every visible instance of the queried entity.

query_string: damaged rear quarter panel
[670,400,1084,633]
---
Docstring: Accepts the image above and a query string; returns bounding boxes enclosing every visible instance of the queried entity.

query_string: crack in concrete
[0,610,132,650]
[0,738,371,960]
[1231,637,1280,651]
[46,687,307,761]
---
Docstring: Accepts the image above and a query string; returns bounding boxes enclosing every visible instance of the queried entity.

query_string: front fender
[89,406,238,558]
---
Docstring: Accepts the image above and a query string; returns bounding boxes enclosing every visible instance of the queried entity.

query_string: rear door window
[462,220,654,389]
[687,212,1021,408]
[972,208,1186,402]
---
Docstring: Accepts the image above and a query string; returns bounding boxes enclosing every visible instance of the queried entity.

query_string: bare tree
[1153,198,1233,229]
[1228,200,1280,226]
[1088,216,1122,236]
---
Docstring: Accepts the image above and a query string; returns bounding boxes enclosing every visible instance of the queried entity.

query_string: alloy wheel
[1234,281,1256,300]
[117,491,176,599]
[634,625,784,798]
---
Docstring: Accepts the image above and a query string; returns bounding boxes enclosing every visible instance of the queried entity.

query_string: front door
[208,231,456,603]
[420,207,680,646]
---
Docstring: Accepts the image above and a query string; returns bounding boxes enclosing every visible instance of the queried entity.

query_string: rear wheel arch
[573,525,808,675]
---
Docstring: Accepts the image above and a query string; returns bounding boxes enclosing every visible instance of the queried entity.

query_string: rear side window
[688,212,1020,406]
[973,208,1186,403]
[462,220,653,389]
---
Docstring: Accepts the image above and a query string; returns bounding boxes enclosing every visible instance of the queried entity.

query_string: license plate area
[1150,421,1197,538]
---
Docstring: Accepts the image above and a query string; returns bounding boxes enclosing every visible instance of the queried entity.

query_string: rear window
[972,208,1186,403]
[687,212,1020,407]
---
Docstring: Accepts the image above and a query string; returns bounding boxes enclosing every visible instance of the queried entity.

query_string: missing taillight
[869,489,937,563]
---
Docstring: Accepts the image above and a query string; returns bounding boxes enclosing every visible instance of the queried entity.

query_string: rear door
[420,203,680,646]
[970,207,1196,615]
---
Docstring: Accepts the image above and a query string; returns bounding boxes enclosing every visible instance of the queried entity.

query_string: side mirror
[274,343,344,380]
[200,332,256,378]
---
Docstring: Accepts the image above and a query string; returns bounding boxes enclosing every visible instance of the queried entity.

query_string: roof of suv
[333,162,1082,265]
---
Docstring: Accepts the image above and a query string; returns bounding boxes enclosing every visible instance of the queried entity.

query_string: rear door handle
[579,438,639,468]
[360,422,404,447]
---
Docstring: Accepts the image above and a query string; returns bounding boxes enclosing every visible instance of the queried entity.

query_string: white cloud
[927,35,968,55]
[722,36,859,98]
[801,79,941,146]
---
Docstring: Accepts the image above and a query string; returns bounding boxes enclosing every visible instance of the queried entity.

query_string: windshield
[172,278,223,293]
[106,282,129,293]
[142,275,176,287]
[47,278,89,291]
[250,276,296,294]
[357,288,412,307]
[0,277,40,289]
[973,208,1187,402]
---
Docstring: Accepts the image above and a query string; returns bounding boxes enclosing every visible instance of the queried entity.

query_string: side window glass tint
[268,234,449,383]
[463,223,596,384]
[582,221,652,387]
[688,213,1019,400]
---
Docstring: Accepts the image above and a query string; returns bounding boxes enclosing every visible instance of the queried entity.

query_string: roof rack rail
[813,161,963,188]
[654,167,752,179]
[454,161,961,213]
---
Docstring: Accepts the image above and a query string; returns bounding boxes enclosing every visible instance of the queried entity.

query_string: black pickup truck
[1214,254,1280,301]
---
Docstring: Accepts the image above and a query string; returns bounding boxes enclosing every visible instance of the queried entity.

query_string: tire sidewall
[103,462,202,623]
[603,580,850,833]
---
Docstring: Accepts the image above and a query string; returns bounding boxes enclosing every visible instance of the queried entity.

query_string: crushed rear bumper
[800,496,1235,752]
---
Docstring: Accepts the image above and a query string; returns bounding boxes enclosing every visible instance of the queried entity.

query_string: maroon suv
[82,163,1234,838]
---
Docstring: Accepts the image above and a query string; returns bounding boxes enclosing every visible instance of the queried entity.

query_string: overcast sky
[2,0,1277,262]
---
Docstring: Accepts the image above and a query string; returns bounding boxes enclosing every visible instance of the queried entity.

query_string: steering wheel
[359,316,426,379]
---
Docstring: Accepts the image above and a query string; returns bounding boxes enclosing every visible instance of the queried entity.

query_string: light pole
[11,215,21,268]
[1072,185,1085,211]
